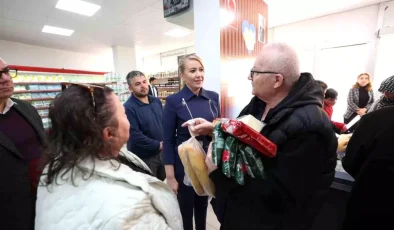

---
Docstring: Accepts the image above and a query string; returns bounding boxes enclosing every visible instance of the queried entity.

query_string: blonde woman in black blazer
[344,73,374,124]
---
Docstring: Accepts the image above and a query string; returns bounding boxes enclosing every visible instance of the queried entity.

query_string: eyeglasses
[61,83,104,111]
[0,67,18,79]
[250,69,279,80]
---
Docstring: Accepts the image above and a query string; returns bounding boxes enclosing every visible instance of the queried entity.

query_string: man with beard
[124,70,165,180]
[0,58,45,230]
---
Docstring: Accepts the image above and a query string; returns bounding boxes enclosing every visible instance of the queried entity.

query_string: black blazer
[342,106,394,230]
[0,98,45,230]
[148,85,158,97]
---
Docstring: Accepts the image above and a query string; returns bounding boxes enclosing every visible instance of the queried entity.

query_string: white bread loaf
[237,115,264,132]
[178,144,205,195]
[337,134,352,153]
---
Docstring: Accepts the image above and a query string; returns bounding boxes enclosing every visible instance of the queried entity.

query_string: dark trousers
[176,176,208,230]
[141,153,165,181]
[344,112,358,125]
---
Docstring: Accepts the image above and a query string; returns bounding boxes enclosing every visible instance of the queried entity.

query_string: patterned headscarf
[377,75,394,110]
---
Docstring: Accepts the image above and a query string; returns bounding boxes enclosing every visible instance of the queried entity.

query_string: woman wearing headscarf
[369,75,394,112]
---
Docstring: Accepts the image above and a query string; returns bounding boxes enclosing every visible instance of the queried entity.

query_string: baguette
[178,144,205,195]
[337,134,352,153]
[187,145,216,197]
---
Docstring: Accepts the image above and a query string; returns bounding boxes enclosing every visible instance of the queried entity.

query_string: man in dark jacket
[124,70,165,180]
[193,43,337,229]
[0,58,46,230]
[341,106,394,230]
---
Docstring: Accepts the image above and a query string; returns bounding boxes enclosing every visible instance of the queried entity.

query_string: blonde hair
[353,73,373,92]
[178,54,204,74]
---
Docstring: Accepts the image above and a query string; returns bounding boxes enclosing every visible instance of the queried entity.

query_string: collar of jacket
[130,94,155,107]
[242,73,323,127]
[42,147,182,230]
[180,85,211,101]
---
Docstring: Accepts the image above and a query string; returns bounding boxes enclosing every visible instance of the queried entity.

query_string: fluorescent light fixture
[163,28,191,38]
[56,0,101,16]
[42,25,74,36]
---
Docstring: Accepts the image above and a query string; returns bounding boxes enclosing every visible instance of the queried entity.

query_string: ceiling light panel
[56,0,101,16]
[42,25,74,36]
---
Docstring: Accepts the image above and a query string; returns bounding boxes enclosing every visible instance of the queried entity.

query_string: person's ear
[128,85,133,92]
[102,127,117,141]
[273,74,284,89]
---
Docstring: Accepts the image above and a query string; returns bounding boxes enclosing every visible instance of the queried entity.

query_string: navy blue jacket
[124,95,163,159]
[162,86,220,178]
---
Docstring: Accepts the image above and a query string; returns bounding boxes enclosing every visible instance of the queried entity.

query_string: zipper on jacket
[209,100,216,120]
[182,98,194,120]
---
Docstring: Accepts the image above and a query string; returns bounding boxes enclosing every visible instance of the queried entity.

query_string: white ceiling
[0,0,195,55]
[0,0,389,55]
[266,0,389,28]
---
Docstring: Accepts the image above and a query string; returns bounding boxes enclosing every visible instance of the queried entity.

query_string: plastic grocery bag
[178,119,215,197]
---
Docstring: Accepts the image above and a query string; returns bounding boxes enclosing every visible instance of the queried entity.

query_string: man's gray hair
[261,43,301,87]
[126,70,145,86]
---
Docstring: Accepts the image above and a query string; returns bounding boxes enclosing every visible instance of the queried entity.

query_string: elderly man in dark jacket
[0,58,46,230]
[191,43,337,230]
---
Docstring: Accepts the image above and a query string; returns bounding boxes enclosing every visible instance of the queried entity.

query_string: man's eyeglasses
[250,70,279,80]
[61,82,104,111]
[0,67,18,79]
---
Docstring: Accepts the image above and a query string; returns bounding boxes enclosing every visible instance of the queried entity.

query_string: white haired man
[188,43,337,229]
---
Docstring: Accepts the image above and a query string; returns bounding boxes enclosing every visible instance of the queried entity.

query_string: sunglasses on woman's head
[61,83,104,110]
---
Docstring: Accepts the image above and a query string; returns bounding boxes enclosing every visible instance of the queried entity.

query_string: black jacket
[342,106,394,230]
[0,98,45,230]
[210,73,337,230]
[148,85,158,97]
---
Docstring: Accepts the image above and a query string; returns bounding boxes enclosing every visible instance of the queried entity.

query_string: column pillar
[112,46,137,79]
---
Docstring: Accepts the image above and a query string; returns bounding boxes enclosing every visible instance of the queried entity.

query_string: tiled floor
[207,204,220,230]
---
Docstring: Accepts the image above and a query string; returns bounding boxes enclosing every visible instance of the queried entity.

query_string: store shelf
[36,106,50,110]
[157,86,179,90]
[40,115,48,118]
[158,96,167,100]
[14,81,117,85]
[24,97,55,101]
[14,89,61,93]
[9,65,107,75]
[156,77,179,80]
[14,82,62,85]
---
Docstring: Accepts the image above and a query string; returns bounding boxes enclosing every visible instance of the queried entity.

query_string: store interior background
[1,0,394,121]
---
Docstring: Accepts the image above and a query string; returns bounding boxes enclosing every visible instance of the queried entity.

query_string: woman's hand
[357,108,367,116]
[205,142,218,174]
[182,118,214,136]
[166,177,179,195]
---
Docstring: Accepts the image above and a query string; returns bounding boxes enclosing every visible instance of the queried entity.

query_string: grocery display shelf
[36,106,50,110]
[14,82,63,85]
[156,76,179,80]
[24,97,54,101]
[14,81,118,85]
[14,90,62,94]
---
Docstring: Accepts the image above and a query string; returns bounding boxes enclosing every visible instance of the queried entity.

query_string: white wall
[269,4,386,122]
[271,5,380,75]
[140,45,196,74]
[0,40,114,72]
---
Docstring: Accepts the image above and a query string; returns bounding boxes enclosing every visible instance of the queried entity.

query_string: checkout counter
[311,160,354,230]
